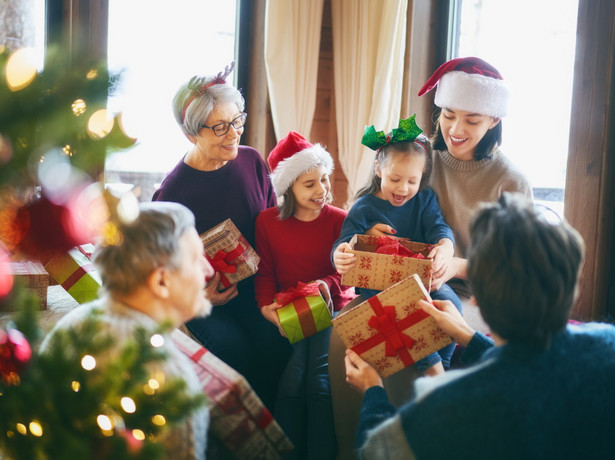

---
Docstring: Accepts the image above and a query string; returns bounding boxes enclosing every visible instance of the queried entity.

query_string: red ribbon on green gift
[206,244,245,288]
[351,295,429,367]
[375,236,426,259]
[274,281,321,307]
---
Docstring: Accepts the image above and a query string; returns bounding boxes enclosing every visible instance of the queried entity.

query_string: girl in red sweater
[255,131,355,460]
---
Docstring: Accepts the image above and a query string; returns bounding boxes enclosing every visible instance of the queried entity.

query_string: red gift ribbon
[351,296,430,367]
[375,236,426,259]
[206,244,245,288]
[62,263,96,291]
[274,281,321,307]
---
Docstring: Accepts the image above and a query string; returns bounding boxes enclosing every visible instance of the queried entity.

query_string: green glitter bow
[361,115,423,151]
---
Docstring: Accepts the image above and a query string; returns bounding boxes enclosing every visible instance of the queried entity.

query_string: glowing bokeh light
[71,381,81,392]
[87,109,114,139]
[120,397,136,414]
[150,334,164,348]
[132,429,145,441]
[71,99,87,116]
[81,354,96,371]
[97,414,113,431]
[29,421,43,437]
[6,48,37,91]
[16,423,27,435]
[147,379,160,391]
[152,414,166,426]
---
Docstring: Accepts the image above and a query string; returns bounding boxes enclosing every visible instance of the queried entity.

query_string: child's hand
[206,272,239,306]
[344,349,383,393]
[428,239,454,280]
[261,302,286,337]
[365,223,397,237]
[333,243,356,274]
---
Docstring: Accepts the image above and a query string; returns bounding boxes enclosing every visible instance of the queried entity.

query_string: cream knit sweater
[429,148,532,257]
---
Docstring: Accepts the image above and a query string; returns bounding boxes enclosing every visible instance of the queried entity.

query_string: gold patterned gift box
[341,234,433,292]
[171,329,293,459]
[332,274,452,378]
[200,219,260,291]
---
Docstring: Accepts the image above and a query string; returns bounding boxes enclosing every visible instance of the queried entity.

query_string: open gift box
[341,234,433,292]
[200,219,260,291]
[332,273,452,378]
[275,282,333,344]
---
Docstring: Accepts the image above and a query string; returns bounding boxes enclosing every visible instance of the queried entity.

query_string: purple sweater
[152,146,276,247]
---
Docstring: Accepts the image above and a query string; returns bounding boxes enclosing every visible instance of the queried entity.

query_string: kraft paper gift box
[4,261,49,310]
[275,281,333,344]
[332,273,452,378]
[341,234,434,292]
[171,329,293,459]
[200,218,260,291]
[44,245,101,304]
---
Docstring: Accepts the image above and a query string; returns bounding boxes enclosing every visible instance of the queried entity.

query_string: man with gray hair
[43,201,213,459]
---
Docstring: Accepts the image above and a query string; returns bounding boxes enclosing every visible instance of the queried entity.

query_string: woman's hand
[430,256,467,290]
[333,243,356,275]
[205,272,239,306]
[344,349,383,393]
[261,301,286,337]
[418,299,475,347]
[365,223,397,237]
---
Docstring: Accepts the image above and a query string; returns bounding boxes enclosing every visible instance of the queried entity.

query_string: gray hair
[172,77,245,137]
[93,201,196,295]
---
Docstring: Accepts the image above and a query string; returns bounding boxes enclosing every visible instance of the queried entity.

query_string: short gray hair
[93,201,196,295]
[172,77,245,137]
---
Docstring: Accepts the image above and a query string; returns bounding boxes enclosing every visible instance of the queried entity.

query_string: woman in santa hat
[418,56,533,296]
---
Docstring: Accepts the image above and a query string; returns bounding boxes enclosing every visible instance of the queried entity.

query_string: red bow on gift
[274,281,321,307]
[205,244,244,288]
[375,236,426,259]
[368,306,415,357]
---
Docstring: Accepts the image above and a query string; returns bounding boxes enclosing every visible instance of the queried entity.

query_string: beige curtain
[264,0,324,141]
[331,0,408,206]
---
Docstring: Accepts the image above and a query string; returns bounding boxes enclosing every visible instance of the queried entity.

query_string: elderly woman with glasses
[153,62,292,412]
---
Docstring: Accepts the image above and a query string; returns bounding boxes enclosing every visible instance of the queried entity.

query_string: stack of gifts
[171,329,293,459]
[44,244,101,304]
[4,261,49,310]
[341,234,434,292]
[332,274,452,378]
[275,281,333,344]
[200,219,260,290]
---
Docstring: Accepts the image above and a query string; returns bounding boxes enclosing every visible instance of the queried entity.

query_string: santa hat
[268,131,334,198]
[418,57,510,118]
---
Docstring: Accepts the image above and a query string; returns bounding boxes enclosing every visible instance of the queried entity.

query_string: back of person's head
[356,133,433,200]
[173,62,245,137]
[94,201,196,296]
[431,109,502,160]
[467,193,585,348]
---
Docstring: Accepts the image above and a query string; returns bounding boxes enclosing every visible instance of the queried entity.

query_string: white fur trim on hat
[269,145,334,198]
[435,70,510,118]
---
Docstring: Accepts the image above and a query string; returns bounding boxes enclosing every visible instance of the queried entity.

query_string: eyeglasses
[201,113,247,136]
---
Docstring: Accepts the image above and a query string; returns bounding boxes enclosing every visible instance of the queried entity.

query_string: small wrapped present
[4,261,49,310]
[275,281,333,344]
[171,329,293,459]
[341,234,433,292]
[200,219,260,290]
[332,274,452,378]
[44,245,101,304]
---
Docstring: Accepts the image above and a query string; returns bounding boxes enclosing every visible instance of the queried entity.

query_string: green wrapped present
[45,244,101,304]
[275,282,333,344]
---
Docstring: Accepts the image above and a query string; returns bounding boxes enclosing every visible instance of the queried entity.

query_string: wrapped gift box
[4,261,49,310]
[44,245,101,304]
[341,234,433,292]
[332,274,452,378]
[171,329,293,459]
[200,219,260,290]
[276,282,333,344]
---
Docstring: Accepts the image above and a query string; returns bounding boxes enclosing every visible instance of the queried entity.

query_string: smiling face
[290,165,331,221]
[439,108,500,161]
[375,150,426,207]
[189,102,244,170]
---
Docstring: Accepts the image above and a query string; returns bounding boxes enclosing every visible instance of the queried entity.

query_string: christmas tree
[0,45,204,458]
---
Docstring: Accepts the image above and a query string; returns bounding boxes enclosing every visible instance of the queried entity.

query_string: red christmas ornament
[0,328,32,386]
[0,247,14,298]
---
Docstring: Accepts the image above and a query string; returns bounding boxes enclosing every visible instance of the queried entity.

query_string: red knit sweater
[254,204,356,311]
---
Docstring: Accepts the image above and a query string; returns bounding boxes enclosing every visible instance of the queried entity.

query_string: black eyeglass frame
[201,112,247,137]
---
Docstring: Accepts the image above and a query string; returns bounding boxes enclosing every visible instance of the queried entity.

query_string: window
[106,1,238,177]
[451,0,579,216]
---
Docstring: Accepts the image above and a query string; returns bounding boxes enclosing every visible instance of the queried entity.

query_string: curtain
[331,0,407,206]
[264,0,325,141]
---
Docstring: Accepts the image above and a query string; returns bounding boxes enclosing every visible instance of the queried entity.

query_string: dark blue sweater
[358,323,615,459]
